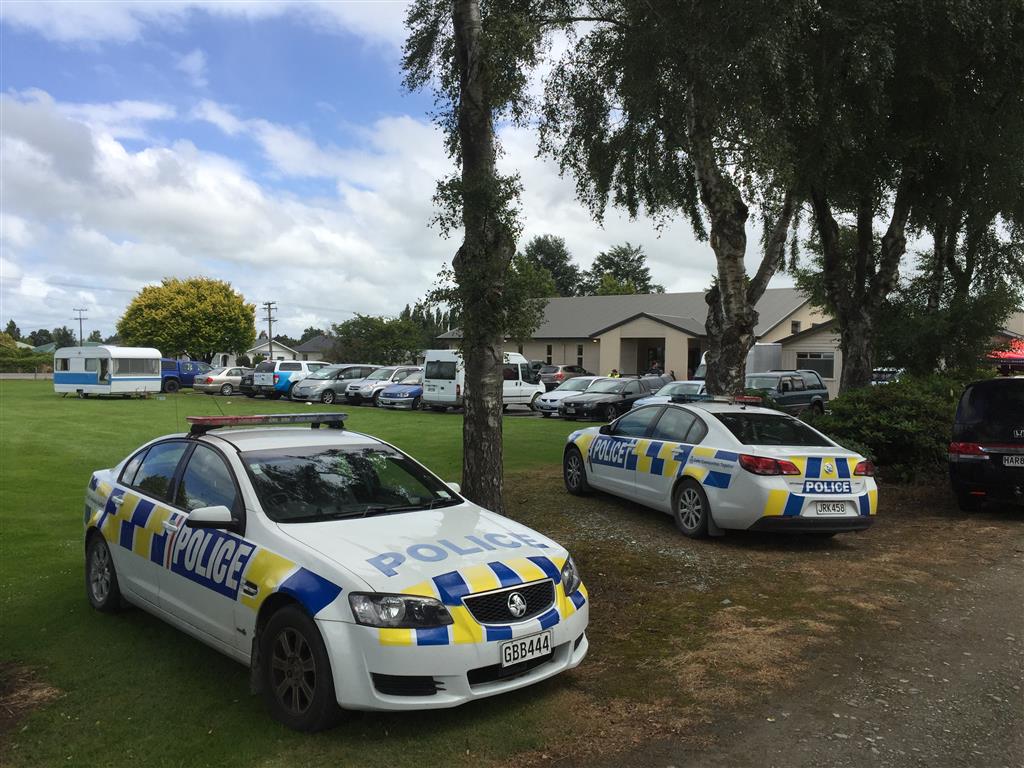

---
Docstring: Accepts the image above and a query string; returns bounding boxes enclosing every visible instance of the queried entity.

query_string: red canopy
[988,339,1024,362]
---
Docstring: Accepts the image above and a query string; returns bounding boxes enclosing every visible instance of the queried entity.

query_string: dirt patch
[0,663,61,740]
[505,471,1024,767]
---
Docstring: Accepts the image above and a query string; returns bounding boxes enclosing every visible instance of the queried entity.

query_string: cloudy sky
[1,1,786,340]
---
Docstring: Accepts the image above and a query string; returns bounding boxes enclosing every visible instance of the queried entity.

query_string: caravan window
[84,358,99,372]
[56,358,70,371]
[113,358,159,375]
[425,360,457,380]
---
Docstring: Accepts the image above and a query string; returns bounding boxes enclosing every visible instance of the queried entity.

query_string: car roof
[669,401,787,416]
[201,426,386,453]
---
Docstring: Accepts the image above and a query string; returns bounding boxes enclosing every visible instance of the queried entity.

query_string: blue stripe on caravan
[485,625,513,642]
[415,627,450,646]
[858,494,870,516]
[703,471,731,489]
[836,457,851,478]
[537,609,560,629]
[805,457,822,478]
[570,591,586,609]
[527,555,561,583]
[783,494,805,517]
[488,561,522,587]
[432,571,470,606]
[279,568,343,616]
[714,450,739,462]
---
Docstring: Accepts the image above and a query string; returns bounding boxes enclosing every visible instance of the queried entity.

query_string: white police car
[84,413,588,731]
[563,397,877,537]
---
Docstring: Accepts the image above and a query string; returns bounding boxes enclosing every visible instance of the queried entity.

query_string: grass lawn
[3,380,1019,767]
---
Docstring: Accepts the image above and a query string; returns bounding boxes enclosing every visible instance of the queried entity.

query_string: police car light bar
[732,395,763,405]
[186,413,348,436]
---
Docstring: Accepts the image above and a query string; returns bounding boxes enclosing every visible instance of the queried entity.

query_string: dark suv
[948,378,1024,511]
[745,370,829,415]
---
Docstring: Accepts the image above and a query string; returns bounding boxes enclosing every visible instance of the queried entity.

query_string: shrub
[808,374,978,482]
[236,354,251,367]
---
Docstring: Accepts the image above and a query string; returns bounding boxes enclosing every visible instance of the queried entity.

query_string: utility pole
[261,301,277,361]
[73,308,88,346]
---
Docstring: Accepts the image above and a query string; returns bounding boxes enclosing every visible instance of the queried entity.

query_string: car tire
[602,404,617,422]
[270,392,282,400]
[956,491,983,512]
[220,384,233,396]
[672,479,710,538]
[412,396,421,410]
[529,392,541,411]
[372,391,381,407]
[563,447,591,495]
[541,412,551,418]
[163,379,180,394]
[261,605,341,732]
[502,404,509,412]
[321,390,336,405]
[811,401,824,416]
[85,534,122,613]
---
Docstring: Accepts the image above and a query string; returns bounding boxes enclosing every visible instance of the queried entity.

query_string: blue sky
[0,2,734,340]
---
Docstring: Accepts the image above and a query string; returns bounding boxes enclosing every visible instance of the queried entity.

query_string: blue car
[632,380,706,409]
[377,371,424,409]
[160,358,213,393]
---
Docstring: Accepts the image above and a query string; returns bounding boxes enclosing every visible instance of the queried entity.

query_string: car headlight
[348,593,453,628]
[560,555,581,595]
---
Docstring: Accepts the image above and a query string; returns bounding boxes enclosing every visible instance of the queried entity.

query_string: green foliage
[51,326,76,348]
[299,326,325,344]
[425,254,554,344]
[27,328,52,347]
[4,320,21,341]
[0,332,17,349]
[251,354,266,364]
[331,315,424,364]
[116,277,256,360]
[399,303,455,350]
[236,354,251,367]
[521,235,581,296]
[87,330,103,343]
[0,345,51,372]
[580,243,663,295]
[809,374,982,481]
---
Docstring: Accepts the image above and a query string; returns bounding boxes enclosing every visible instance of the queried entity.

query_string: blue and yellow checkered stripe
[574,433,739,487]
[378,555,587,647]
[763,456,876,518]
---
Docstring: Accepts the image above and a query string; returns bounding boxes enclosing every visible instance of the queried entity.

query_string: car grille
[464,580,555,625]
[467,644,561,687]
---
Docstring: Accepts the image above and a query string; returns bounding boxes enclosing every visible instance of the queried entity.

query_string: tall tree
[51,326,76,348]
[521,234,581,296]
[539,2,799,394]
[86,330,103,343]
[299,326,326,344]
[404,0,542,512]
[117,277,255,361]
[27,329,52,347]
[331,315,423,364]
[579,242,663,295]
[4,320,20,341]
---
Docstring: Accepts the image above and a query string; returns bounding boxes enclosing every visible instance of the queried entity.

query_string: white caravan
[53,345,162,397]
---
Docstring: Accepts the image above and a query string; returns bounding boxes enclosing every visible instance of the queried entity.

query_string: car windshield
[242,446,460,523]
[558,377,593,392]
[588,379,625,394]
[746,376,780,390]
[715,412,833,447]
[306,366,341,380]
[658,381,702,396]
[366,368,395,381]
[398,373,422,385]
[208,367,226,376]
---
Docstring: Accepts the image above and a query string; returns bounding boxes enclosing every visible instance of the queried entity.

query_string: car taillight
[273,374,280,384]
[853,460,875,476]
[204,377,214,384]
[555,371,565,380]
[739,454,799,476]
[948,442,984,455]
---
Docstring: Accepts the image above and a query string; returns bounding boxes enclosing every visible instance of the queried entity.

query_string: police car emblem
[507,592,527,618]
[824,462,834,474]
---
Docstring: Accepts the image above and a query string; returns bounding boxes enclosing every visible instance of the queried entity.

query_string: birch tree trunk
[451,0,514,513]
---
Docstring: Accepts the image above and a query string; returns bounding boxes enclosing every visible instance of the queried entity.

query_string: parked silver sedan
[194,367,252,396]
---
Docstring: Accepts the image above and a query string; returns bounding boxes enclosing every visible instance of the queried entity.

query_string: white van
[421,349,544,411]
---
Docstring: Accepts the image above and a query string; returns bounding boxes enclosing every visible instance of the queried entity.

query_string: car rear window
[714,412,832,447]
[956,382,1024,441]
[540,365,559,373]
[425,360,457,380]
[280,362,301,371]
[256,361,275,372]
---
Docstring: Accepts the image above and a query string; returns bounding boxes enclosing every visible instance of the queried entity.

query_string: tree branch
[870,173,913,311]
[747,188,796,305]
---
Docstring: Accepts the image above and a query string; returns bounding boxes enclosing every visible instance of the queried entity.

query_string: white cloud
[1,1,407,49]
[176,48,208,88]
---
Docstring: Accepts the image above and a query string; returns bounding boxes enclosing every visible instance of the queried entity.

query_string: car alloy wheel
[220,383,233,396]
[271,628,316,717]
[563,447,590,495]
[321,390,336,405]
[673,480,710,538]
[85,535,122,612]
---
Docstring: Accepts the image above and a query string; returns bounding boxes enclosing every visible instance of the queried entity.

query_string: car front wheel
[220,383,233,396]
[672,479,710,538]
[86,534,122,612]
[261,605,340,732]
[321,389,336,405]
[163,379,180,393]
[563,447,591,495]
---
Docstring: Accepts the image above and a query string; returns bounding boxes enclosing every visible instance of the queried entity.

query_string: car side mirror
[599,424,612,435]
[446,481,461,494]
[186,505,235,529]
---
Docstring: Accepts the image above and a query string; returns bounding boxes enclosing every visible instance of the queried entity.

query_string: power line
[73,308,88,346]
[261,301,277,360]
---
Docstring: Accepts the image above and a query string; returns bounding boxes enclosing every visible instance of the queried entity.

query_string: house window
[517,344,523,354]
[791,320,802,335]
[576,344,584,367]
[796,352,834,378]
[545,344,552,364]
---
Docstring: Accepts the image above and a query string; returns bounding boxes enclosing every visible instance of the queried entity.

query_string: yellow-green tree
[117,277,255,361]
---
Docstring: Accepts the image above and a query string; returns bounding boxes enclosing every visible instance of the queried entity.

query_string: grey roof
[294,334,335,353]
[437,287,808,340]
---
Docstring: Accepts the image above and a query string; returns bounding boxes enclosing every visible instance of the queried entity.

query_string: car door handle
[110,495,124,507]
[163,519,181,533]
